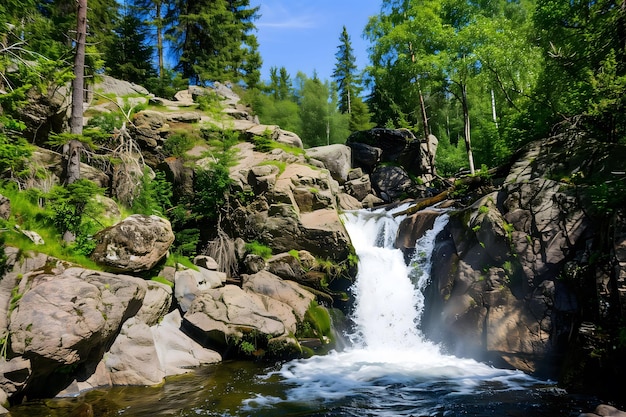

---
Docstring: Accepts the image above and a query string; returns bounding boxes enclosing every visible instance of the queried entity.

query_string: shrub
[192,163,232,221]
[163,132,196,157]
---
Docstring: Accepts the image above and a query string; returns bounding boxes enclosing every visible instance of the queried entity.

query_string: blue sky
[251,1,381,83]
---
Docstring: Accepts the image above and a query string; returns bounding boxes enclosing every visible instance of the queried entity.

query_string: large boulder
[90,215,175,273]
[227,163,351,262]
[182,284,287,353]
[8,267,147,398]
[371,165,420,202]
[305,144,352,184]
[104,318,165,386]
[174,265,226,313]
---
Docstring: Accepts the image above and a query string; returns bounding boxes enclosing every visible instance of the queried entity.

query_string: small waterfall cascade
[243,204,543,415]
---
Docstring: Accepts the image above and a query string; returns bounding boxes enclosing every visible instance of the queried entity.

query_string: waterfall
[344,204,448,352]
[243,205,542,414]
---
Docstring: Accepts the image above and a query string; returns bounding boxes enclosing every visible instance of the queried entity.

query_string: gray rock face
[305,144,352,184]
[418,133,619,378]
[183,284,287,350]
[91,215,175,272]
[371,165,418,202]
[8,267,146,396]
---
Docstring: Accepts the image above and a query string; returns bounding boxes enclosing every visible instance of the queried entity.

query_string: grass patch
[245,240,273,259]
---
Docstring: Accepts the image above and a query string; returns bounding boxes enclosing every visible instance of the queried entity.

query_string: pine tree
[171,0,261,86]
[332,26,359,114]
[106,5,157,85]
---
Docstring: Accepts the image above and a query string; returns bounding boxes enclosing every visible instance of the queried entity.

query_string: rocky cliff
[400,129,626,403]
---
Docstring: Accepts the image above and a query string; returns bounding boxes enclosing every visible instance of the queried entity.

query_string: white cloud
[255,1,320,30]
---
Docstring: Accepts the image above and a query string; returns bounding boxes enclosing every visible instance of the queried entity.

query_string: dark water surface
[8,360,599,417]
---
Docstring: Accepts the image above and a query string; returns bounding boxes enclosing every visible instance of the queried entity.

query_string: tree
[106,6,157,85]
[132,0,174,78]
[69,0,87,137]
[333,26,359,114]
[365,0,539,173]
[171,0,261,86]
[297,73,349,147]
[533,0,626,142]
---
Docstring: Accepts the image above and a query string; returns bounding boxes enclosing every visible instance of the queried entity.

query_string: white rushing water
[243,205,541,414]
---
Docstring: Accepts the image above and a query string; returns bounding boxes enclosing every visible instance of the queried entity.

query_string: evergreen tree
[332,26,359,114]
[106,6,157,85]
[171,0,261,86]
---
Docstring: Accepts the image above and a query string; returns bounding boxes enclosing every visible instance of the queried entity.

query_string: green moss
[245,240,273,259]
[301,301,332,343]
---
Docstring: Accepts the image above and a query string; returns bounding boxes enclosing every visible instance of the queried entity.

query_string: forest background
[1,0,626,176]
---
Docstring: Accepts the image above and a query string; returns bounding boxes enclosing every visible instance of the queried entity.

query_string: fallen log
[393,171,494,217]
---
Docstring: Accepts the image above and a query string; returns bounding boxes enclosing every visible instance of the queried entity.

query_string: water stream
[9,206,598,416]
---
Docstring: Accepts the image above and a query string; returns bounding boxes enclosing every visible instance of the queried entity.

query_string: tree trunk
[491,89,498,129]
[70,0,87,135]
[63,139,83,185]
[156,0,164,77]
[461,83,476,175]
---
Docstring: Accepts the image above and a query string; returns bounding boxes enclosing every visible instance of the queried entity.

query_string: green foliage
[163,132,196,157]
[297,302,332,343]
[587,179,626,216]
[192,163,232,221]
[0,183,101,268]
[257,160,286,175]
[0,116,32,178]
[46,179,104,238]
[172,228,200,258]
[86,112,125,134]
[244,240,272,259]
[151,276,174,288]
[144,70,189,101]
[131,169,173,216]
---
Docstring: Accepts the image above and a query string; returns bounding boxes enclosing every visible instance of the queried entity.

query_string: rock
[267,253,306,281]
[30,148,109,189]
[165,112,202,123]
[182,285,286,352]
[337,192,363,211]
[371,165,416,202]
[91,215,175,273]
[580,404,626,417]
[151,310,221,375]
[93,75,149,97]
[174,266,226,313]
[347,141,382,173]
[0,195,10,220]
[361,194,385,208]
[193,255,219,270]
[130,110,168,149]
[347,128,426,175]
[104,318,165,386]
[242,270,315,322]
[57,360,112,396]
[395,209,441,257]
[276,129,303,149]
[305,144,352,184]
[158,157,194,202]
[8,267,146,397]
[0,357,31,398]
[14,225,44,245]
[134,280,172,326]
[344,174,372,201]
